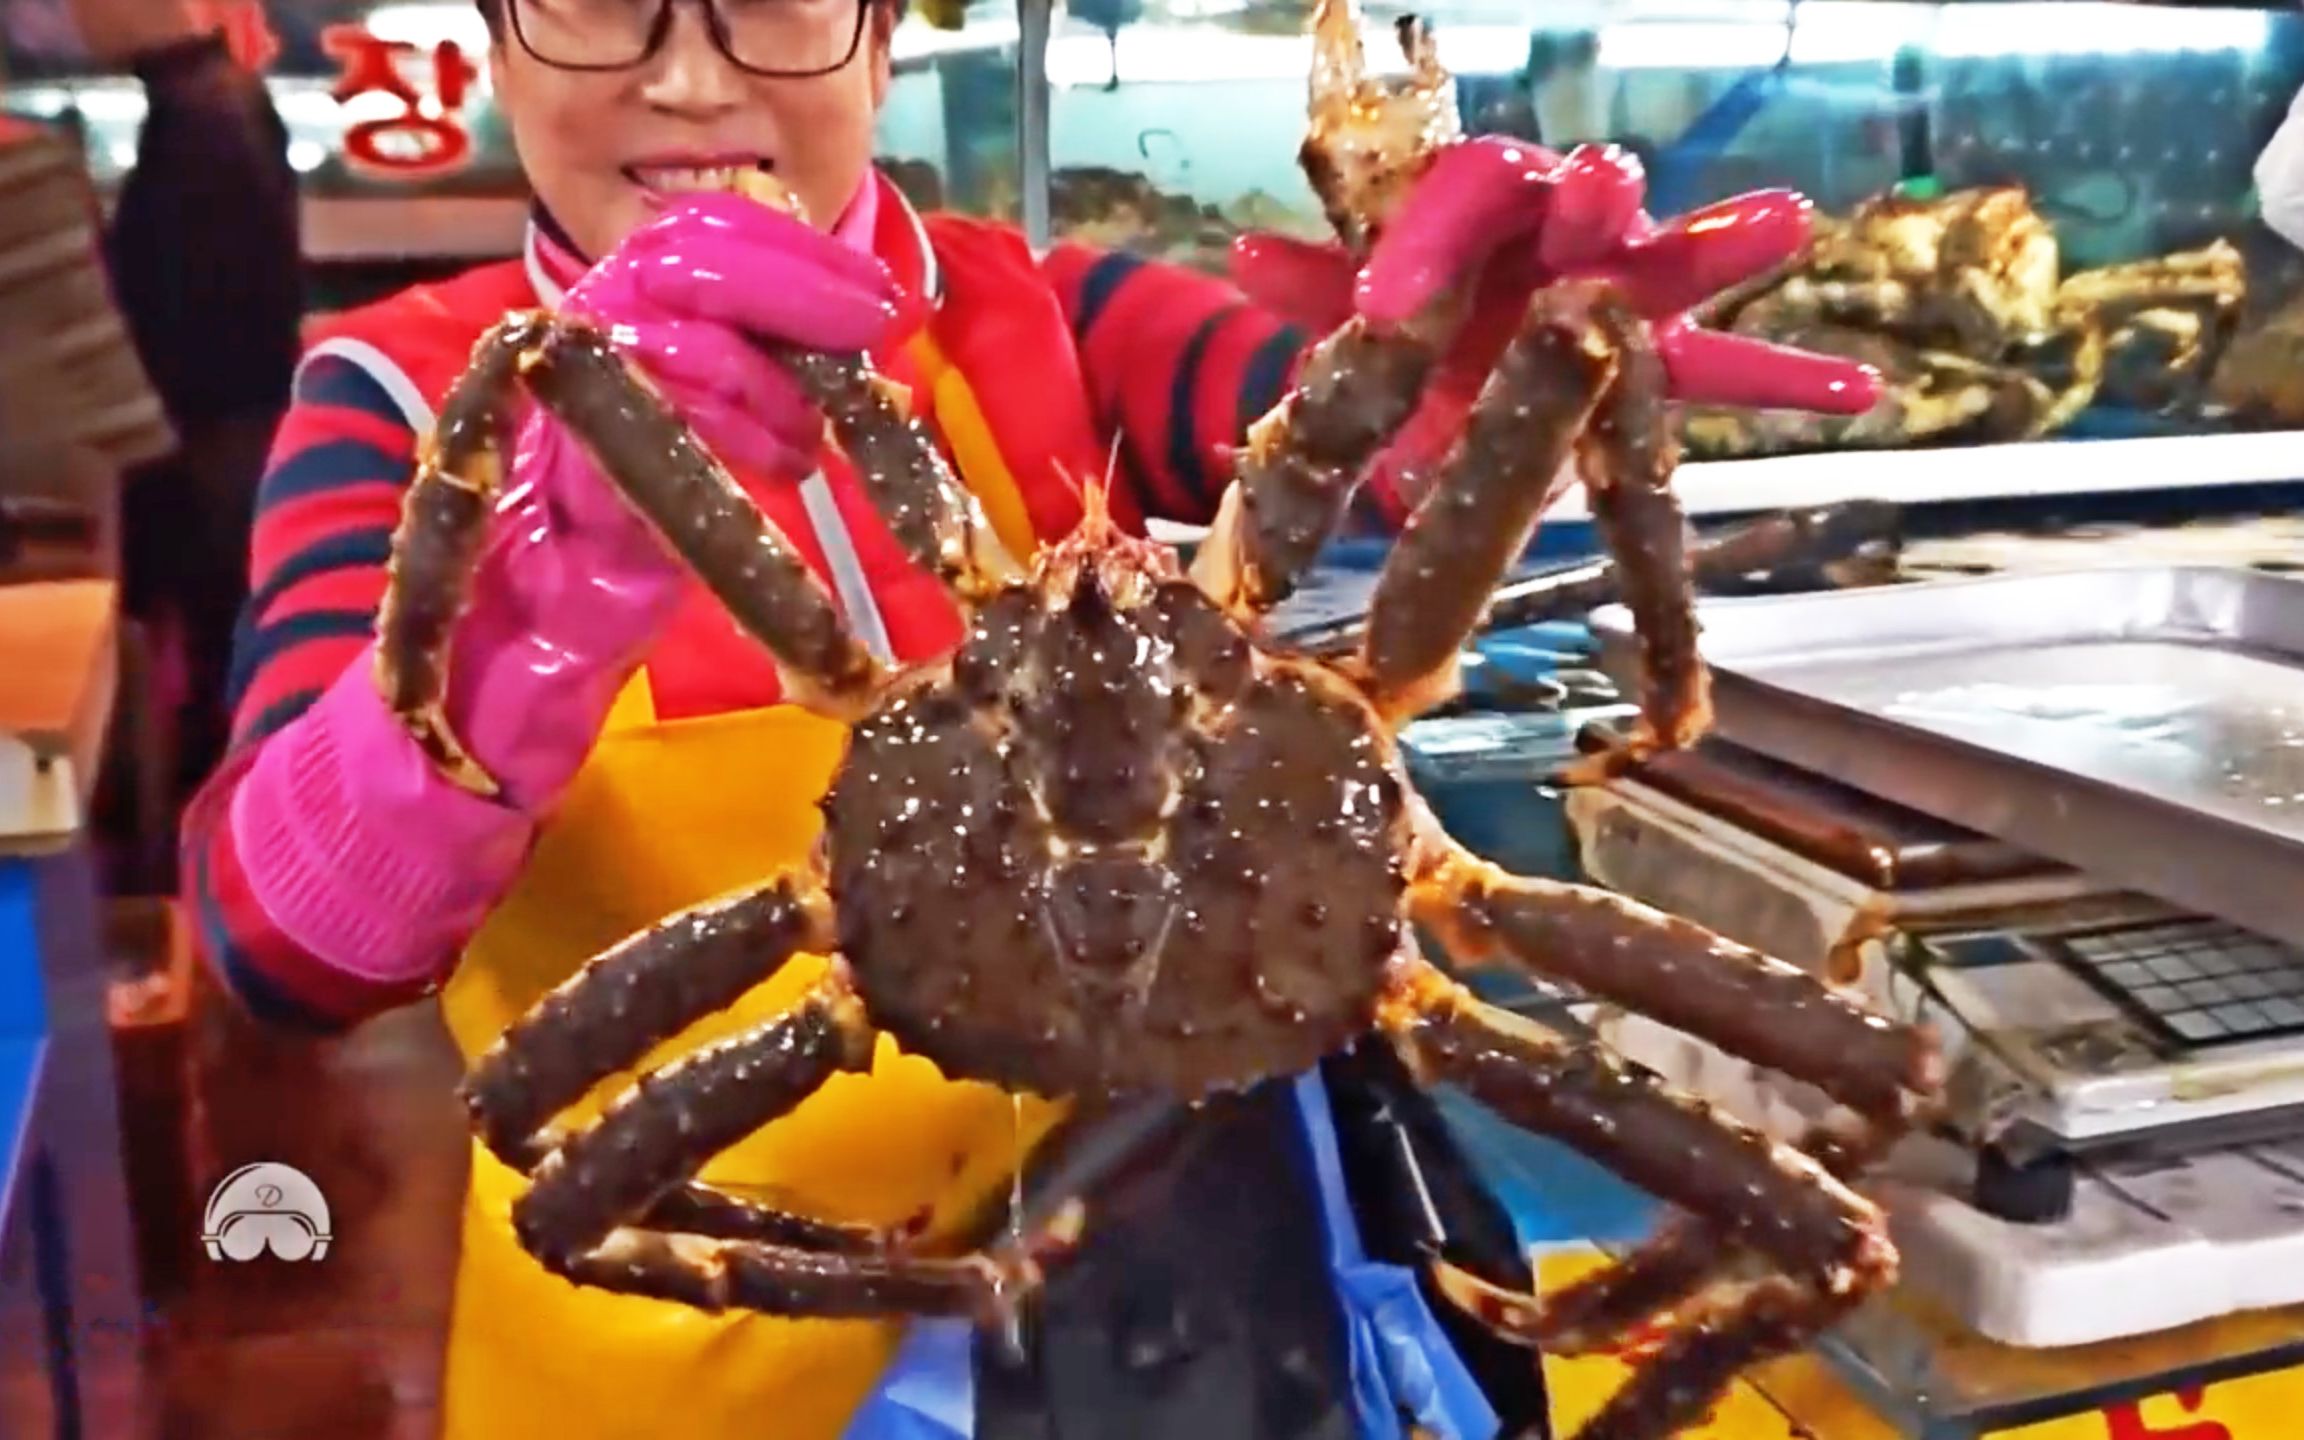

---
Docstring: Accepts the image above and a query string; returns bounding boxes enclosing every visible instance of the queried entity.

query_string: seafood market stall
[12,0,2304,1434]
[15,0,2304,475]
[1057,28,2304,1428]
[1086,19,2304,1425]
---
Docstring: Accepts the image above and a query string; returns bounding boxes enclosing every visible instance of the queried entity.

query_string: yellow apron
[437,673,1070,1439]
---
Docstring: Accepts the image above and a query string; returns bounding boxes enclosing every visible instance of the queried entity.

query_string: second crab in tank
[1684,185,2246,456]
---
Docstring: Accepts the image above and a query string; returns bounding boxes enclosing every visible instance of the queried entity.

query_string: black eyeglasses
[508,0,869,77]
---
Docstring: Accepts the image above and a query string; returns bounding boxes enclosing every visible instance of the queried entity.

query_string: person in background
[176,0,1879,1433]
[75,0,301,879]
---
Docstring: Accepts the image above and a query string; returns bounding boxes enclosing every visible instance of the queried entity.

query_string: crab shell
[821,498,1411,1100]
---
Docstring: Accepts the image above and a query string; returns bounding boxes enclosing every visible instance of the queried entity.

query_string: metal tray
[1590,567,2304,950]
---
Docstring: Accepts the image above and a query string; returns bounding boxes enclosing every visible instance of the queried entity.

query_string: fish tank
[1011,0,2304,511]
[10,0,2304,473]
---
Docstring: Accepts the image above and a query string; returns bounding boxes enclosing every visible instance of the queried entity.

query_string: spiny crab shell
[824,492,1411,1100]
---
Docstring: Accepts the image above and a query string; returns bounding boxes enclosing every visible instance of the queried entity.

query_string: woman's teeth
[632,165,762,193]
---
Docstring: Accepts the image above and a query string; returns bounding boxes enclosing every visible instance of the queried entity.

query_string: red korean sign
[165,3,482,183]
[322,24,482,179]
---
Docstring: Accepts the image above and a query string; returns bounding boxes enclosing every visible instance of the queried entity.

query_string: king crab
[370,4,1942,1435]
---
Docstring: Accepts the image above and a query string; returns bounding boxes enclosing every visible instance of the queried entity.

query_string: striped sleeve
[178,352,429,1031]
[1040,243,1320,528]
[224,355,417,746]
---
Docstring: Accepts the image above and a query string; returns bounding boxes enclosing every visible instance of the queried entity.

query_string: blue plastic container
[1318,526,1605,576]
[1403,709,1612,884]
[1436,1088,1662,1248]
[1387,615,1669,1250]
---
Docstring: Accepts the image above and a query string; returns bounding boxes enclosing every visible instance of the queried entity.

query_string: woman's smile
[621,153,778,206]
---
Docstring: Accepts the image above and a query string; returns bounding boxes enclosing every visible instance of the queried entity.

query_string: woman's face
[490,0,890,260]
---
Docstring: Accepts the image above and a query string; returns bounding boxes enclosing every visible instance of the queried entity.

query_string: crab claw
[1301,0,1462,249]
[1308,0,1370,122]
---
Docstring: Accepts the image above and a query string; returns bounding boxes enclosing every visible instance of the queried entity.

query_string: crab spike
[1299,0,1461,250]
[1036,456,1178,596]
[1308,0,1369,116]
[1078,469,1116,541]
[1042,455,1111,545]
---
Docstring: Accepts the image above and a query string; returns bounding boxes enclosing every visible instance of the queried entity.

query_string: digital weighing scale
[1578,567,2304,1351]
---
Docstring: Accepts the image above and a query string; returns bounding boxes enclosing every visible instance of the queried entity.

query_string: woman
[177,0,1876,1433]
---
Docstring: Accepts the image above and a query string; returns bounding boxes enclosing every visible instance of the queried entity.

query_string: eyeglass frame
[504,0,872,78]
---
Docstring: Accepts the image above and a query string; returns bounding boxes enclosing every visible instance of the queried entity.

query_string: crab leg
[512,969,873,1262]
[1301,0,1461,253]
[1195,323,1440,615]
[1354,284,1621,719]
[710,166,1019,609]
[1189,0,1465,617]
[373,314,541,796]
[1378,964,1897,1440]
[1438,1215,1727,1357]
[1446,1249,1871,1440]
[1430,1118,1890,1362]
[1576,296,1709,756]
[772,348,1021,606]
[516,320,884,715]
[1352,283,1714,739]
[465,877,834,1161]
[1444,1252,1870,1440]
[1414,846,1935,1392]
[514,965,1077,1320]
[462,878,905,1254]
[1581,1276,1863,1440]
[1411,851,1941,1127]
[373,313,887,796]
[1378,966,1896,1293]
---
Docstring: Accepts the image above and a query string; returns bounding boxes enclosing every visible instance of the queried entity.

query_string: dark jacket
[105,28,302,871]
[976,1044,1553,1440]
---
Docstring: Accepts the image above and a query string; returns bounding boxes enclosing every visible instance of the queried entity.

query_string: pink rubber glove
[1233,139,1880,509]
[442,192,903,810]
[228,194,900,986]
